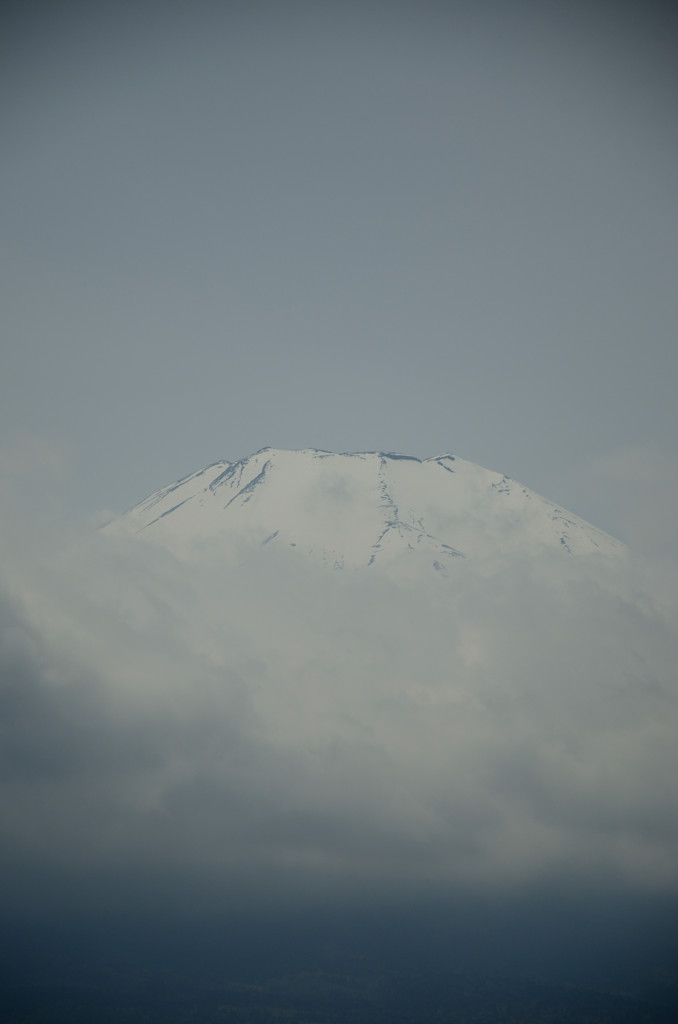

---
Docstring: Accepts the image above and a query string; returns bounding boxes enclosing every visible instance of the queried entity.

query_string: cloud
[1,507,677,932]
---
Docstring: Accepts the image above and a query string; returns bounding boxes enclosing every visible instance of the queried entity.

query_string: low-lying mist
[1,514,677,992]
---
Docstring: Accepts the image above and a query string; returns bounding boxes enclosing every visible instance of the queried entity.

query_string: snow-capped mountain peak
[107,448,623,573]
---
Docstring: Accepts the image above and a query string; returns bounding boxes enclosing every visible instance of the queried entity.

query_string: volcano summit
[109,447,623,571]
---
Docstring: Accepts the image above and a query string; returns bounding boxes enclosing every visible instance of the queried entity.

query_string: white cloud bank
[1,504,677,920]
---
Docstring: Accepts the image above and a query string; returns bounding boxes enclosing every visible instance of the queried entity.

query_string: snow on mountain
[107,447,624,571]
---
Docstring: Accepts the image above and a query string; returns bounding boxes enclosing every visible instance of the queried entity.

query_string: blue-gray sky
[2,0,677,547]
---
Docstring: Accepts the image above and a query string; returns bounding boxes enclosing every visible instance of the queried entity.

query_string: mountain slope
[108,447,624,570]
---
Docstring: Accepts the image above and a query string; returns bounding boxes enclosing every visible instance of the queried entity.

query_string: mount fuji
[108,447,624,572]
[4,444,677,1018]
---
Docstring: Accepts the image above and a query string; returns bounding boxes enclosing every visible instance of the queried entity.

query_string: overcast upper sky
[1,0,677,548]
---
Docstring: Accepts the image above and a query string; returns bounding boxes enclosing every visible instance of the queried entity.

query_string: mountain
[6,447,677,1019]
[108,447,623,571]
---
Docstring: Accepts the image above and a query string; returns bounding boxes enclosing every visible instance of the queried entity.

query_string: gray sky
[1,0,677,546]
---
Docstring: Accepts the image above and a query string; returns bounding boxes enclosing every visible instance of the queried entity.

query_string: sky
[1,0,678,1010]
[1,0,677,550]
